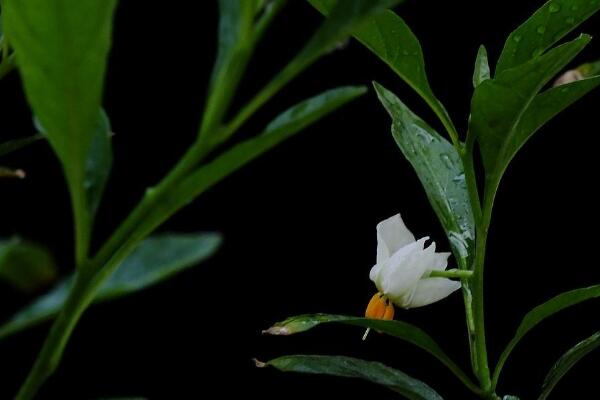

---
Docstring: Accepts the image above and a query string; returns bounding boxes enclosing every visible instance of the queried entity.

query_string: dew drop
[531,47,543,57]
[415,129,433,144]
[512,34,523,43]
[536,26,547,34]
[440,154,454,169]
[452,173,466,183]
[549,3,561,13]
[402,50,410,56]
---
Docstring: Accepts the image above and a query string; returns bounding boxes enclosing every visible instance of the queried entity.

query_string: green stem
[15,269,96,400]
[429,269,473,279]
[471,186,495,393]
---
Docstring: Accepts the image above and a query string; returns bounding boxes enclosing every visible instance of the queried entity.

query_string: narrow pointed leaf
[470,36,590,191]
[473,45,490,88]
[128,86,367,240]
[496,0,600,74]
[0,238,57,292]
[201,0,257,133]
[539,331,600,400]
[374,82,474,269]
[3,0,117,254]
[309,0,457,140]
[262,355,443,400]
[0,232,222,340]
[0,134,43,157]
[264,313,479,393]
[492,285,600,388]
[509,76,600,164]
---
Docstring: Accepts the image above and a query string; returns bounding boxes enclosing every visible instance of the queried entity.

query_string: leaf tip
[262,325,291,335]
[253,358,268,368]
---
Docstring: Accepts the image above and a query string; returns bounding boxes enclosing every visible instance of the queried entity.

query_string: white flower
[368,213,461,310]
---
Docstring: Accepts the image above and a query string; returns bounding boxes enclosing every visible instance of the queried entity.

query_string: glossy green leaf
[261,355,443,400]
[264,313,480,394]
[511,76,600,164]
[0,238,57,292]
[492,285,600,388]
[129,86,367,241]
[200,0,257,134]
[473,45,490,88]
[3,0,117,259]
[0,232,222,340]
[470,36,590,192]
[539,331,600,400]
[309,0,457,141]
[496,0,600,74]
[374,82,474,269]
[0,134,43,157]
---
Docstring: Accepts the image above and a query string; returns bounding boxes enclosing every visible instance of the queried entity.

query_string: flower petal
[405,278,461,308]
[381,238,431,303]
[430,252,451,271]
[376,214,416,264]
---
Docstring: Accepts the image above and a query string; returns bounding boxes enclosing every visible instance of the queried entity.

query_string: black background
[1,0,600,399]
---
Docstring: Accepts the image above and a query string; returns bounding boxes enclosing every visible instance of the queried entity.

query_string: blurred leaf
[201,0,257,134]
[0,134,43,157]
[0,238,57,292]
[3,0,117,258]
[492,285,600,388]
[469,36,590,197]
[473,45,490,88]
[129,86,367,240]
[374,82,474,269]
[264,314,479,393]
[0,232,222,340]
[539,331,600,400]
[496,0,600,74]
[309,0,457,140]
[235,0,399,133]
[260,355,443,400]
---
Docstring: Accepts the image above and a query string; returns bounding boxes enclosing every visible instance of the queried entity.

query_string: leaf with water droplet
[473,45,491,88]
[309,0,459,142]
[497,0,600,73]
[374,82,475,270]
[470,36,592,200]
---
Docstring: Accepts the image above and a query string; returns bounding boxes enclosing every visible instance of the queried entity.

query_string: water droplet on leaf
[549,3,561,13]
[440,154,454,170]
[536,26,547,34]
[513,35,523,43]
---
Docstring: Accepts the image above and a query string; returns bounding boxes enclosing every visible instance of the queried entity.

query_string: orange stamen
[365,292,395,321]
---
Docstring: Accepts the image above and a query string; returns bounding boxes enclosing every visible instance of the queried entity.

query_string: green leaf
[260,355,443,400]
[200,0,257,134]
[130,86,367,240]
[470,35,590,193]
[374,82,474,269]
[84,109,113,216]
[0,232,222,340]
[539,331,600,400]
[0,134,43,158]
[492,285,600,388]
[496,0,600,74]
[512,76,600,161]
[309,0,458,142]
[473,45,490,88]
[264,313,480,394]
[3,0,118,260]
[0,238,57,292]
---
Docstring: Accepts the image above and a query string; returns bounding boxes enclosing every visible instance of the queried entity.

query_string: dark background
[1,0,599,398]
